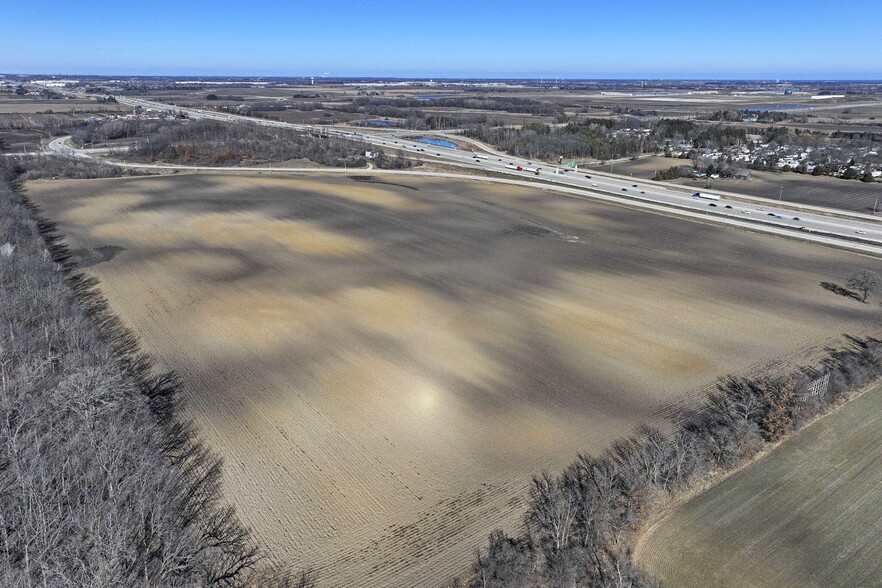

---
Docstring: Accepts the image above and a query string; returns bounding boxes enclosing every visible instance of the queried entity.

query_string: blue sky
[3,0,881,79]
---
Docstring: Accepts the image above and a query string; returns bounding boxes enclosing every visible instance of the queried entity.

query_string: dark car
[725,205,733,209]
[767,212,775,216]
[585,175,592,179]
[793,216,801,221]
[708,203,717,207]
[622,188,628,191]
[632,184,638,187]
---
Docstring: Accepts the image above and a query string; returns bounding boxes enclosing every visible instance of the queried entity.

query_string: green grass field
[637,383,882,588]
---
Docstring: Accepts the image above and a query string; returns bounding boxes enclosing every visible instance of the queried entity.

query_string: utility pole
[874,197,878,214]
[779,186,783,201]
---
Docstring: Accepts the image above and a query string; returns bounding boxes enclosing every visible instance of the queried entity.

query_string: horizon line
[4,72,882,83]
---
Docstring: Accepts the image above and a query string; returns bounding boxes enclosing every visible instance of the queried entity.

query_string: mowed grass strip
[637,383,882,588]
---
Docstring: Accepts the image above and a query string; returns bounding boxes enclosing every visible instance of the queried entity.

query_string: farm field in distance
[636,381,882,588]
[595,156,882,214]
[27,173,882,587]
[0,97,128,114]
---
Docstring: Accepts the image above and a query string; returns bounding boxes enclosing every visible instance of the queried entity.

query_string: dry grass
[26,173,882,587]
[636,382,882,588]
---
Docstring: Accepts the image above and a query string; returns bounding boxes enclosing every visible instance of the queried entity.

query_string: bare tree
[525,472,577,558]
[469,531,535,588]
[847,270,880,302]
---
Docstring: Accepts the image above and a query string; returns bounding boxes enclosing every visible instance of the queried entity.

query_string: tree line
[464,122,646,161]
[0,177,313,587]
[338,96,563,116]
[1,155,132,182]
[457,337,882,587]
[74,118,388,168]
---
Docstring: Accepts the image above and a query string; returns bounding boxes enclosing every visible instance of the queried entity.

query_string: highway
[48,92,882,255]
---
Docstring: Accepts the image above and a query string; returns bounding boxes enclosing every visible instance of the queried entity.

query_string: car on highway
[793,217,801,221]
[708,203,717,207]
[591,183,599,187]
[742,210,750,214]
[725,205,733,209]
[622,188,628,191]
[632,184,638,187]
[856,230,867,235]
[585,175,592,179]
[640,191,645,194]
[767,213,775,216]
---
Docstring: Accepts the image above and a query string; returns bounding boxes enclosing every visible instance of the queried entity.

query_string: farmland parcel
[636,381,882,588]
[27,173,882,587]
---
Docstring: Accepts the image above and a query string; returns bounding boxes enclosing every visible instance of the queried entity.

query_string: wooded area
[0,178,312,587]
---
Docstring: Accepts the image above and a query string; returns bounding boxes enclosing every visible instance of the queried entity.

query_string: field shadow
[349,175,420,191]
[500,223,553,238]
[820,281,861,302]
[70,245,126,268]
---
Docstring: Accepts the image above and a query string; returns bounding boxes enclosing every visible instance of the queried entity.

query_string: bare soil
[27,173,882,587]
[0,98,128,114]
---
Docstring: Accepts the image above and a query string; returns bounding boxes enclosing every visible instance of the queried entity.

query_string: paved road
[42,135,882,257]
[45,93,882,256]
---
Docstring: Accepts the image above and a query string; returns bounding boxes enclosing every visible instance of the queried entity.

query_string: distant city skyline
[4,0,881,79]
